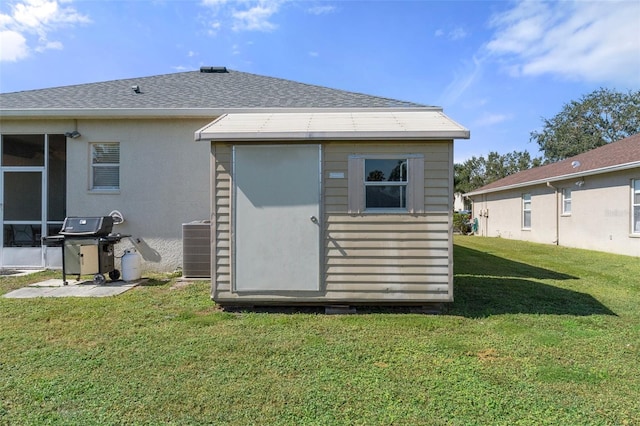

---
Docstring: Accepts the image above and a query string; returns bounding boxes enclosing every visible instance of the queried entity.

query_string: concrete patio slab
[30,278,84,287]
[3,278,144,299]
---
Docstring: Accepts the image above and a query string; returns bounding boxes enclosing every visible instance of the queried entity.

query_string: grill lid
[59,216,114,236]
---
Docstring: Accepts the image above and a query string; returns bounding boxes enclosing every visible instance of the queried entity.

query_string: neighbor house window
[633,179,640,234]
[347,155,424,214]
[522,193,532,229]
[562,188,572,215]
[91,143,120,190]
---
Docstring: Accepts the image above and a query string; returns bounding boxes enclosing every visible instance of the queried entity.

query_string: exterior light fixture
[64,130,81,139]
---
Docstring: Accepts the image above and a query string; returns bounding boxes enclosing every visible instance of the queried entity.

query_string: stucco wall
[472,185,556,243]
[555,171,639,256]
[470,168,640,257]
[1,117,213,271]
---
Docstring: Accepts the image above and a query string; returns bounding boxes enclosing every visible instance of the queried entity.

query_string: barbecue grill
[42,216,129,285]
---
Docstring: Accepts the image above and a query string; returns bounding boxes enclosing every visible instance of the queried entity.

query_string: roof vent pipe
[200,66,228,73]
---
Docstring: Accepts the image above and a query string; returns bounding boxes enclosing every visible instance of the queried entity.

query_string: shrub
[453,211,472,234]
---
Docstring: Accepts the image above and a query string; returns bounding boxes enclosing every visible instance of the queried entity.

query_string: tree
[454,150,541,194]
[454,156,486,194]
[530,88,640,162]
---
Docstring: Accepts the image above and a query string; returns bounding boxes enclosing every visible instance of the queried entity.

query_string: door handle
[310,216,318,224]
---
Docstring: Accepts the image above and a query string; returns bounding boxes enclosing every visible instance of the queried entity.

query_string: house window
[633,179,640,234]
[522,193,532,229]
[2,134,44,166]
[347,155,424,214]
[91,143,119,190]
[562,188,572,215]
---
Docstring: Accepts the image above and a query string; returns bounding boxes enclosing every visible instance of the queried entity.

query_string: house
[453,192,471,212]
[1,67,470,305]
[465,134,640,257]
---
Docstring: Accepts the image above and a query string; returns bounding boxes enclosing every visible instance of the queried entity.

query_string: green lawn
[1,237,639,425]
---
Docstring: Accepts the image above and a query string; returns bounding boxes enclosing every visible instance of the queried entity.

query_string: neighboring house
[465,134,640,257]
[453,192,471,212]
[0,66,469,305]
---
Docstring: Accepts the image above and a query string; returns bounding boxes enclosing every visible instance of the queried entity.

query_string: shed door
[233,145,321,292]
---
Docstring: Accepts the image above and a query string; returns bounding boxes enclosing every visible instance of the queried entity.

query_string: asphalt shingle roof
[467,133,640,195]
[0,68,426,110]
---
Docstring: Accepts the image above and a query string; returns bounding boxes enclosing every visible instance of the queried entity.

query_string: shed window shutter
[347,156,364,214]
[406,156,424,214]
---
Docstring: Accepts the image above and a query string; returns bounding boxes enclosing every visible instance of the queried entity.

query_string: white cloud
[439,55,484,107]
[486,0,640,86]
[35,39,62,52]
[449,27,467,41]
[435,27,468,41]
[201,0,228,6]
[231,2,279,32]
[0,30,28,61]
[207,21,221,36]
[462,98,489,109]
[0,0,90,62]
[308,51,319,57]
[473,112,511,127]
[202,0,283,33]
[307,5,335,15]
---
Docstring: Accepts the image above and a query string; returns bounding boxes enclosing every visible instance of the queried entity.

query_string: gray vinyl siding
[210,144,232,299]
[211,140,454,304]
[323,142,452,302]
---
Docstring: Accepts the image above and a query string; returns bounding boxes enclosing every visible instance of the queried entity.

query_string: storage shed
[195,109,469,306]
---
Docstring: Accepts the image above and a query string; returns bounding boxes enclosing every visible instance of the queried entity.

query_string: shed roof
[0,68,426,118]
[466,133,640,196]
[194,110,470,141]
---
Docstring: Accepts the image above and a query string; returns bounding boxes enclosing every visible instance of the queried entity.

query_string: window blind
[92,143,119,189]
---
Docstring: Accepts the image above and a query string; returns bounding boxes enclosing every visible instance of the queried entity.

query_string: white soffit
[195,110,470,141]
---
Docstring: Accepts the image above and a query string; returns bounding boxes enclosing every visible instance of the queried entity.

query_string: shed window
[633,179,640,234]
[522,193,532,229]
[365,159,407,209]
[562,188,572,215]
[348,155,424,214]
[91,143,119,190]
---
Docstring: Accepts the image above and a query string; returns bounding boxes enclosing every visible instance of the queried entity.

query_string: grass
[1,236,639,425]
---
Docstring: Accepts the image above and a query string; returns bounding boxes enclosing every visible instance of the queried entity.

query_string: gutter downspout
[546,182,559,245]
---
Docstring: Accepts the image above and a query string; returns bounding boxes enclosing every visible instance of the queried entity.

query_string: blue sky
[1,0,639,162]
